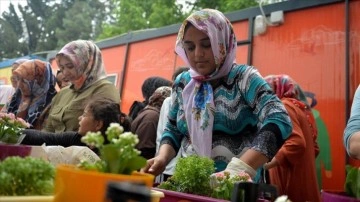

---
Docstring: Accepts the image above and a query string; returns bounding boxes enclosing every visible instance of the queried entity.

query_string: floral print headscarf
[148,86,172,110]
[175,9,237,157]
[56,40,107,92]
[7,59,57,127]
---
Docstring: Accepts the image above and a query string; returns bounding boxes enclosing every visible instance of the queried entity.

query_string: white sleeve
[156,97,171,154]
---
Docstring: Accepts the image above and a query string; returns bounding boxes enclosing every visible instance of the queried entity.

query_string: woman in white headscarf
[43,40,120,133]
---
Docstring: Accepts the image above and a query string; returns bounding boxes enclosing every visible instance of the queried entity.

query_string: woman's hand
[141,155,168,176]
[141,144,176,176]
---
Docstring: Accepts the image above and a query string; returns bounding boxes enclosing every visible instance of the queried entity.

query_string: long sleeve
[21,129,85,147]
[344,85,360,155]
[131,107,160,159]
[275,100,306,166]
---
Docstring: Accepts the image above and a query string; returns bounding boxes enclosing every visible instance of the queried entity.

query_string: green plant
[158,155,215,196]
[78,123,147,175]
[345,165,360,199]
[0,156,55,196]
[0,112,30,144]
[158,155,253,200]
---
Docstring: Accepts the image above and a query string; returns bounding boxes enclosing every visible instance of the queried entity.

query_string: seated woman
[6,59,57,128]
[21,98,131,148]
[43,40,120,132]
[1,58,30,113]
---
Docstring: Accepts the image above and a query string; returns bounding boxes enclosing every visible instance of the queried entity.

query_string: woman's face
[78,107,102,136]
[10,64,21,88]
[56,72,71,89]
[57,56,80,83]
[183,25,216,76]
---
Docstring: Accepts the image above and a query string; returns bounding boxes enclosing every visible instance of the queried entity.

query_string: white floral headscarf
[56,40,107,92]
[175,9,237,157]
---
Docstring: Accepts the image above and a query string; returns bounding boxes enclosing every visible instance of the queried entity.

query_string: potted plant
[0,112,31,161]
[0,156,55,201]
[53,123,157,202]
[322,165,360,202]
[153,155,273,202]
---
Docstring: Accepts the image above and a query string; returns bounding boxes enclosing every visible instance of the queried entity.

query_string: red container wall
[121,35,178,113]
[101,45,127,88]
[252,2,351,191]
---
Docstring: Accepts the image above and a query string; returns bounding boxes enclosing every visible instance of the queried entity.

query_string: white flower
[275,195,291,202]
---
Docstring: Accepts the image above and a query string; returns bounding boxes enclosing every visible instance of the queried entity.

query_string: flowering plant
[78,123,147,175]
[0,112,30,144]
[211,171,252,200]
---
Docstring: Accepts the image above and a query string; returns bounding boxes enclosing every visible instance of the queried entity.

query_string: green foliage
[187,0,258,14]
[158,155,253,200]
[0,156,55,196]
[78,123,147,175]
[1,0,261,59]
[345,165,360,199]
[158,155,215,196]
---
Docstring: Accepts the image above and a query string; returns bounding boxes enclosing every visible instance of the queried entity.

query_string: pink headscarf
[175,9,237,157]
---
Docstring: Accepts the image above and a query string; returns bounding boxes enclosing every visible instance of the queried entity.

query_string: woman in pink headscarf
[264,74,320,202]
[142,9,292,180]
[43,40,120,133]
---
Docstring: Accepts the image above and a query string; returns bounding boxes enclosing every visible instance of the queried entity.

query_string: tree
[1,3,28,58]
[55,1,93,46]
[98,0,259,40]
[188,0,258,13]
[0,0,108,60]
[0,18,27,59]
[147,0,185,28]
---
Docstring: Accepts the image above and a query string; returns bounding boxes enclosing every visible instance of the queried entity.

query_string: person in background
[6,59,57,128]
[264,74,320,202]
[56,70,71,89]
[21,97,131,148]
[43,40,120,133]
[129,76,172,121]
[1,59,29,112]
[155,66,189,183]
[344,85,360,159]
[131,86,172,159]
[35,69,72,130]
[142,9,292,180]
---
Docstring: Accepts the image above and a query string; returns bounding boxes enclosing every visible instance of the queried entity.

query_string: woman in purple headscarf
[142,9,292,180]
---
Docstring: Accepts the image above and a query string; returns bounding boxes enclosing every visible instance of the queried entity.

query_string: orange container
[53,164,154,202]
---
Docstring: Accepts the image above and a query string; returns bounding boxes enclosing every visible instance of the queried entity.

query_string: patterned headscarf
[265,74,317,139]
[56,40,107,92]
[148,86,172,110]
[12,58,29,71]
[175,9,237,157]
[264,74,309,106]
[7,60,57,127]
